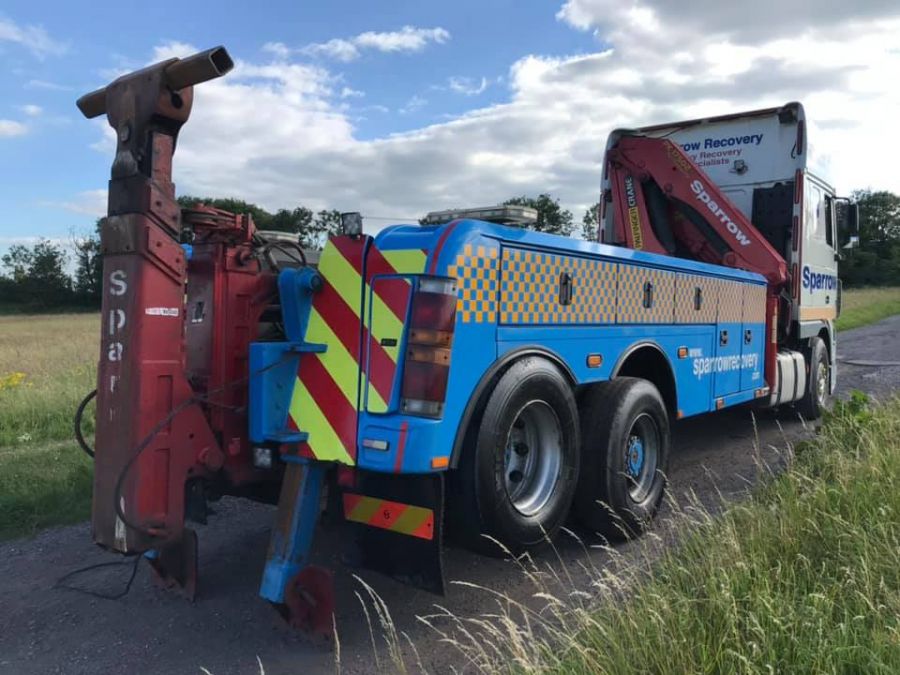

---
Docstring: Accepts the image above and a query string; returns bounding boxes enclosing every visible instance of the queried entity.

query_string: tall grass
[0,313,99,446]
[0,442,93,538]
[358,394,900,673]
[0,314,98,538]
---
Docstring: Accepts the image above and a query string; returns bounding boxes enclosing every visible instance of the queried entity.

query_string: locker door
[740,284,766,391]
[713,280,743,398]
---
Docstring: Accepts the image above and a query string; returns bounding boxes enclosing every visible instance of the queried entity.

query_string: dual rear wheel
[452,357,670,553]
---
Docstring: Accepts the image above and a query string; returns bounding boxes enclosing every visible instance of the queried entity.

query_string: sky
[2,0,900,260]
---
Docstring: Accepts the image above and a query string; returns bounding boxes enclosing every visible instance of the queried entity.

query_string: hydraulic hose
[74,389,97,458]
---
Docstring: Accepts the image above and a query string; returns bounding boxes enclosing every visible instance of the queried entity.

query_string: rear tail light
[401,277,457,418]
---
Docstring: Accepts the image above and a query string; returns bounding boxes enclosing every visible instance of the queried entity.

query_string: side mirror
[836,198,859,249]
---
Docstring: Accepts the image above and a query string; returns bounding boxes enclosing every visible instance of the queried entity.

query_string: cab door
[798,177,839,322]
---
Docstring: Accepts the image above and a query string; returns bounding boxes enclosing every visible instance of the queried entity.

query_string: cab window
[824,195,834,247]
[805,181,831,245]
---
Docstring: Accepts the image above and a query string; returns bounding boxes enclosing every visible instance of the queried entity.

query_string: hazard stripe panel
[287,237,427,465]
[290,238,367,466]
[342,493,435,540]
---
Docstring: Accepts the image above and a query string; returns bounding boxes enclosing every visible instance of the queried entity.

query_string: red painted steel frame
[88,50,268,557]
[607,136,789,287]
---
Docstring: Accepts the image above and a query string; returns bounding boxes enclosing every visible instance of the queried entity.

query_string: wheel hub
[817,364,828,405]
[503,400,563,517]
[626,436,644,478]
[623,413,660,503]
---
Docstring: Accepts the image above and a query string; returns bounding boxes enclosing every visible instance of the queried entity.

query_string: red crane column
[78,50,233,592]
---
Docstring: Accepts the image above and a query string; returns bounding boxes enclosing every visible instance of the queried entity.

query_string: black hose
[74,389,97,458]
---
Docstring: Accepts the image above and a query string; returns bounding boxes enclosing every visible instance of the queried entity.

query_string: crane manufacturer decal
[624,176,644,249]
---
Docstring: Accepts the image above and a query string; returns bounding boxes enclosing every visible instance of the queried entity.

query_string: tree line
[1,190,897,312]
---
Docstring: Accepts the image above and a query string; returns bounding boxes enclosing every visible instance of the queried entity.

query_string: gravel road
[2,316,899,675]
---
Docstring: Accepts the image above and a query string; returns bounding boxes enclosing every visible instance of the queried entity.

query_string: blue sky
[2,1,900,263]
[0,1,596,250]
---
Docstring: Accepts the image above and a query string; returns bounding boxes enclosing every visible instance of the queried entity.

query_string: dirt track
[2,316,899,675]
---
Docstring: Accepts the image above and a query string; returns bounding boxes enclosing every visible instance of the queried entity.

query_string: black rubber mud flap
[343,472,445,595]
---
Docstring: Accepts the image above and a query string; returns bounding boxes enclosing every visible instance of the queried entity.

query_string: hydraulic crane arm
[606,135,789,288]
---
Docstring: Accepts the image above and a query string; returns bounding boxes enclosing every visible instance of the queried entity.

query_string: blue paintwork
[253,218,770,477]
[248,267,325,445]
[259,459,327,604]
[355,219,769,474]
[627,436,644,478]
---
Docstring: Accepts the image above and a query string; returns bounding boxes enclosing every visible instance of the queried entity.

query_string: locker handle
[744,329,752,345]
[643,281,654,309]
[558,271,573,306]
[720,330,729,346]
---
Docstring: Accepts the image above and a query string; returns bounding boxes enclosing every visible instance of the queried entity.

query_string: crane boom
[606,135,789,288]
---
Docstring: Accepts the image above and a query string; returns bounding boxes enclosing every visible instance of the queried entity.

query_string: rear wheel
[453,357,579,555]
[574,378,670,539]
[797,336,829,420]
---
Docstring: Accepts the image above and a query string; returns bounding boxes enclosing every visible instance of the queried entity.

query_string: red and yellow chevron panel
[286,237,426,466]
[342,493,435,540]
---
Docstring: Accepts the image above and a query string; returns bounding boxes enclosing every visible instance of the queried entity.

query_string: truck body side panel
[280,220,769,478]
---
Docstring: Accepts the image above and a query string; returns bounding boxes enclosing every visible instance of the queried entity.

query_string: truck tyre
[574,377,670,539]
[797,336,829,420]
[453,357,579,555]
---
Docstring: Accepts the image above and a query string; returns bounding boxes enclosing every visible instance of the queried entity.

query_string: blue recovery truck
[78,50,859,635]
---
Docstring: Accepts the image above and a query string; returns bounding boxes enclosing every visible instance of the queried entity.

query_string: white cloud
[20,104,42,117]
[0,15,67,58]
[302,38,359,62]
[447,76,489,96]
[261,41,291,60]
[354,26,449,53]
[399,94,427,115]
[340,87,364,99]
[80,11,900,230]
[55,189,108,218]
[0,120,27,137]
[301,26,450,62]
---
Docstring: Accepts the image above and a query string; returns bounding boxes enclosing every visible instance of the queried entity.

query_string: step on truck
[75,47,858,635]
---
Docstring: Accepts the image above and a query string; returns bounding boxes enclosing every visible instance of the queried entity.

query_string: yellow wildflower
[0,372,27,391]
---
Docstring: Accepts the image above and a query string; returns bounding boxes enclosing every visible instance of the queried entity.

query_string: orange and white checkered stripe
[446,244,499,323]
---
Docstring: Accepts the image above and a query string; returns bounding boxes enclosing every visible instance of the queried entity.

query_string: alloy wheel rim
[503,400,563,517]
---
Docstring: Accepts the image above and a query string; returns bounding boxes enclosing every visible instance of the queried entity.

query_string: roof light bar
[421,205,538,226]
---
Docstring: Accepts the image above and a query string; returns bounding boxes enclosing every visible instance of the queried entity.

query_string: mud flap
[343,472,444,595]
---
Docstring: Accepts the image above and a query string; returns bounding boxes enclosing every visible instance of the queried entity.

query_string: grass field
[0,286,898,540]
[0,314,97,538]
[836,286,900,331]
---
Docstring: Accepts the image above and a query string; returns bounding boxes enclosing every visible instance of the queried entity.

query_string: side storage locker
[740,283,767,391]
[713,279,743,398]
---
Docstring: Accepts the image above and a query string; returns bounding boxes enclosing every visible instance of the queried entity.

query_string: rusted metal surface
[280,565,335,639]
[76,46,233,119]
[147,528,199,601]
[81,49,236,563]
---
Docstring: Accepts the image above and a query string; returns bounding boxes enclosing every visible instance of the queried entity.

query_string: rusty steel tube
[76,46,233,119]
[164,46,234,90]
